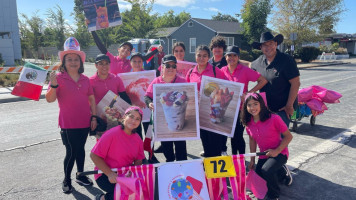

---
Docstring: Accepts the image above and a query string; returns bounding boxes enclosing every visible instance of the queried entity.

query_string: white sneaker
[283,165,293,186]
[221,151,228,156]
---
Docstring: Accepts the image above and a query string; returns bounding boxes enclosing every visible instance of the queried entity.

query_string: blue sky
[16,0,356,34]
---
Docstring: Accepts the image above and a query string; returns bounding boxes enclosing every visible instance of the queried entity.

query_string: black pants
[162,141,187,162]
[60,128,89,181]
[136,122,150,140]
[255,154,287,199]
[96,174,115,200]
[200,129,222,157]
[221,116,246,154]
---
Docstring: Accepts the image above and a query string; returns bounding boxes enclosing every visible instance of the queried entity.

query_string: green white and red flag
[11,62,47,101]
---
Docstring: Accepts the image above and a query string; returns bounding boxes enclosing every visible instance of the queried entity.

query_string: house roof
[156,27,178,37]
[192,18,243,34]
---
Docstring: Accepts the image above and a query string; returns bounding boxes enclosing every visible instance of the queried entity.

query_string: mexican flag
[11,62,47,101]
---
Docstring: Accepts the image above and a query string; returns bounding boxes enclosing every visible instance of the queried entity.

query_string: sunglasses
[164,64,177,69]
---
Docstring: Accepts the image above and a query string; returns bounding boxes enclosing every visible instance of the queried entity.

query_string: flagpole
[78,152,266,176]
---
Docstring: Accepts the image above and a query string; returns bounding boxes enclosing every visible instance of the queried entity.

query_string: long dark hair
[59,54,84,74]
[240,93,271,126]
[118,109,143,133]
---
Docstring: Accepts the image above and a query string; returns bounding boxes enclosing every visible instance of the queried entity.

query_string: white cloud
[189,6,200,10]
[118,3,132,11]
[154,0,195,7]
[204,7,220,12]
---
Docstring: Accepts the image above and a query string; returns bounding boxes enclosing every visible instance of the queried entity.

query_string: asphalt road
[0,62,356,199]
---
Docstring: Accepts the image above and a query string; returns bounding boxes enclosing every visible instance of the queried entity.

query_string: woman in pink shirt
[91,106,145,200]
[241,93,293,200]
[46,37,97,193]
[186,45,227,158]
[220,46,267,156]
[144,55,188,163]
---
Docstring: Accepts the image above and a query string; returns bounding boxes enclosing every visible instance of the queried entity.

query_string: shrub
[334,47,348,55]
[298,46,320,63]
[251,49,263,60]
[239,50,254,62]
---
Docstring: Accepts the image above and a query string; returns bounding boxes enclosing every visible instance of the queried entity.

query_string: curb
[298,61,349,69]
[0,94,46,104]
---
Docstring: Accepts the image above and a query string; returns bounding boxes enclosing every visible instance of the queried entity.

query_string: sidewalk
[1,58,355,104]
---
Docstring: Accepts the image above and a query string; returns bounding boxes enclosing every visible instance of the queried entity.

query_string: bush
[239,50,254,62]
[0,53,4,66]
[251,49,263,60]
[334,47,348,55]
[298,46,320,63]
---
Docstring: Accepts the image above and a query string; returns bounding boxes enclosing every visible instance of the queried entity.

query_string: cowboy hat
[58,37,86,63]
[252,32,284,49]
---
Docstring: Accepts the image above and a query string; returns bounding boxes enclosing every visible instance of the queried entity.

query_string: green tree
[241,0,271,44]
[46,5,68,50]
[19,12,44,52]
[212,12,239,22]
[155,10,191,28]
[272,0,345,45]
[72,0,93,49]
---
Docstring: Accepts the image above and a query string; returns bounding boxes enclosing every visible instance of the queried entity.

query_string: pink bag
[316,90,342,103]
[312,85,327,93]
[306,99,328,112]
[246,170,267,199]
[298,86,314,102]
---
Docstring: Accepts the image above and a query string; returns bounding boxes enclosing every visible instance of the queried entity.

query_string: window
[0,32,11,39]
[172,39,177,46]
[190,38,196,53]
[188,21,193,27]
[224,37,234,46]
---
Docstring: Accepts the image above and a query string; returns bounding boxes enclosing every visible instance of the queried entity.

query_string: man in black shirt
[251,32,300,127]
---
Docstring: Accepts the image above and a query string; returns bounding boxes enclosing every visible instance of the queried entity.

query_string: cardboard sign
[203,156,237,178]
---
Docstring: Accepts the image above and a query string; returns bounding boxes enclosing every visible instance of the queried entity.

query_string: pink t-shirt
[246,114,289,159]
[91,126,145,180]
[89,73,126,104]
[106,51,131,74]
[185,63,227,91]
[145,75,187,99]
[52,72,94,129]
[221,64,261,93]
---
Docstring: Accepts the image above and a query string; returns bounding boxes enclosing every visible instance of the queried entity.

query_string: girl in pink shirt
[241,93,293,200]
[91,106,145,200]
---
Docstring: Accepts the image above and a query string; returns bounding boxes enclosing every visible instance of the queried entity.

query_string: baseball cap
[130,52,144,61]
[162,54,177,64]
[225,46,240,56]
[119,42,133,51]
[95,54,110,63]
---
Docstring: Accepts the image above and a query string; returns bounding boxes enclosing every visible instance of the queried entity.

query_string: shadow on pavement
[292,122,346,140]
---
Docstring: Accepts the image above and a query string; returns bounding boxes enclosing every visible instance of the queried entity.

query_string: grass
[0,74,20,87]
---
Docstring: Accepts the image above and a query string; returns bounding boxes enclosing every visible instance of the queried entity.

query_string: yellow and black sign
[203,156,236,178]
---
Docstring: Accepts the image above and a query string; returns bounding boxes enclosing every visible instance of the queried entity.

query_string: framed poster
[199,76,244,137]
[83,0,122,31]
[118,70,156,123]
[158,161,210,200]
[97,90,131,129]
[153,83,199,141]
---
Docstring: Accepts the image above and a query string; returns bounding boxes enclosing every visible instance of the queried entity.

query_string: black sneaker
[62,179,73,193]
[283,165,293,186]
[75,174,93,186]
[154,145,164,153]
[95,194,104,200]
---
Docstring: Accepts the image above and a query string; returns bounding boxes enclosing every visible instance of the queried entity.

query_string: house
[328,33,356,54]
[157,18,244,62]
[0,0,22,66]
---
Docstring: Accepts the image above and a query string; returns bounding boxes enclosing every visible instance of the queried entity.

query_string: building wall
[0,0,22,65]
[169,19,216,62]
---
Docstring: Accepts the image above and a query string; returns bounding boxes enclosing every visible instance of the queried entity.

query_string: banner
[97,90,131,129]
[199,76,244,137]
[118,70,156,122]
[176,61,196,78]
[157,161,210,200]
[83,0,122,31]
[153,83,200,141]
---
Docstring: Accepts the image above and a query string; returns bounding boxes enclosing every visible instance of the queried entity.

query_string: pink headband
[125,106,143,116]
[245,92,268,107]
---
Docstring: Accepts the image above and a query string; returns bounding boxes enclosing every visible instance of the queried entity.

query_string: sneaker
[75,173,93,186]
[95,194,104,200]
[200,151,205,157]
[283,165,293,186]
[221,151,228,156]
[62,179,73,193]
[154,145,164,153]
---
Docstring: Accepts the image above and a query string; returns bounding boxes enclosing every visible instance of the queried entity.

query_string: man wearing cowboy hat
[251,31,300,127]
[251,32,300,187]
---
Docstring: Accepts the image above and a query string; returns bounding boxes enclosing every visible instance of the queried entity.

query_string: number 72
[210,160,228,173]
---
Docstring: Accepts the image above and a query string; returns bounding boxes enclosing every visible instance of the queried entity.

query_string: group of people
[45,31,300,200]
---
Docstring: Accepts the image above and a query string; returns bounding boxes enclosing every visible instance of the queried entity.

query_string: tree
[155,10,191,28]
[241,0,271,44]
[46,5,68,50]
[211,12,239,22]
[19,12,44,52]
[72,0,93,49]
[272,0,345,46]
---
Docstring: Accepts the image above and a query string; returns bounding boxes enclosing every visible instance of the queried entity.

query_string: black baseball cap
[95,54,110,63]
[162,54,177,64]
[119,41,133,51]
[225,46,240,56]
[130,52,144,61]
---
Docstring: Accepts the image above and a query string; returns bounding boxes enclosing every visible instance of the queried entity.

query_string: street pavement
[1,59,356,199]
